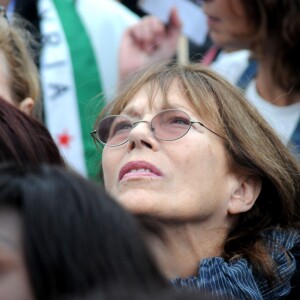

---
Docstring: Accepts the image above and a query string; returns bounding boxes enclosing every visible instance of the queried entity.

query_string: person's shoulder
[210,50,251,85]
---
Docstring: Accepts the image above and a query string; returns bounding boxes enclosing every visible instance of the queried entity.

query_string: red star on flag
[57,131,73,148]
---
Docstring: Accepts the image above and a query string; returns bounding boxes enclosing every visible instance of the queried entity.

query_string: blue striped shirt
[172,228,300,299]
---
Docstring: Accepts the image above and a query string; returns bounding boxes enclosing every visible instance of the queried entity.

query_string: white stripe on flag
[39,0,87,176]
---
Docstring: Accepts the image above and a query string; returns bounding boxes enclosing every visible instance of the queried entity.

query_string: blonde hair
[98,62,300,280]
[0,14,41,117]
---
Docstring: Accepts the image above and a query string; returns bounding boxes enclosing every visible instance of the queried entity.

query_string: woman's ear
[228,175,262,215]
[19,97,34,115]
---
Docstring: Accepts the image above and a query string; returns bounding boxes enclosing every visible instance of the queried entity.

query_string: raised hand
[119,8,181,81]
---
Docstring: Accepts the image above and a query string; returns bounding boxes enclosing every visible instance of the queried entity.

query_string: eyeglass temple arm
[191,121,225,140]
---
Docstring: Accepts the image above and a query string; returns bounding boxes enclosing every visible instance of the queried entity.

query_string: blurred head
[202,0,300,92]
[242,0,300,92]
[0,98,64,166]
[96,62,300,276]
[0,163,167,300]
[0,13,40,116]
[202,0,255,50]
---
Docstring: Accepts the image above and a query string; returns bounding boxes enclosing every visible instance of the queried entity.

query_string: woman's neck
[256,60,300,106]
[145,221,229,279]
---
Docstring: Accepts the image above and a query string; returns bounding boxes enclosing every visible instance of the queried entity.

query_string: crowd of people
[0,0,299,299]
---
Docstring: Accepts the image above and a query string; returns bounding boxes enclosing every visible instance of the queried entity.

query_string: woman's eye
[111,121,132,135]
[169,117,190,126]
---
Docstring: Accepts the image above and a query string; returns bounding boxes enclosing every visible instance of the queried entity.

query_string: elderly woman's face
[102,82,244,224]
[202,0,253,49]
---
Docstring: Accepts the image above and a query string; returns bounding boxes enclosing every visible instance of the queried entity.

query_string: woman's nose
[127,121,159,152]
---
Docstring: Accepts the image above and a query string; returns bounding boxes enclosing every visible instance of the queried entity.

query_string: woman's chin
[116,191,159,215]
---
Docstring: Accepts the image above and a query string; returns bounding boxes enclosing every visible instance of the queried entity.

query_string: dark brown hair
[0,163,168,300]
[0,98,64,166]
[241,0,300,92]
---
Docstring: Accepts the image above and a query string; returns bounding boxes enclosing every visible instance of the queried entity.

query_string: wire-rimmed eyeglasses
[91,109,224,147]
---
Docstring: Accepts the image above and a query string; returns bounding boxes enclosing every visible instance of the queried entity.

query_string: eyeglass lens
[96,110,192,146]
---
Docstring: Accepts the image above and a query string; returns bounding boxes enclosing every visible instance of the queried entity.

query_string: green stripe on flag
[52,0,104,179]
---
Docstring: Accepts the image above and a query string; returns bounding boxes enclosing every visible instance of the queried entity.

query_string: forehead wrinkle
[121,108,144,119]
[123,80,201,118]
[122,103,190,119]
[118,76,176,115]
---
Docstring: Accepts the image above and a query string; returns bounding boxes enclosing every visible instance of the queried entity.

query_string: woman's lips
[119,160,162,181]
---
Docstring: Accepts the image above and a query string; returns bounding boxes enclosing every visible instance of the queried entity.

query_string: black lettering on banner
[42,32,61,46]
[44,61,66,68]
[49,84,69,100]
[39,8,52,22]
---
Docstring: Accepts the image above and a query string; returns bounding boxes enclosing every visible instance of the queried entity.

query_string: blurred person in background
[201,0,300,161]
[9,0,140,179]
[0,7,41,117]
[119,0,300,160]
